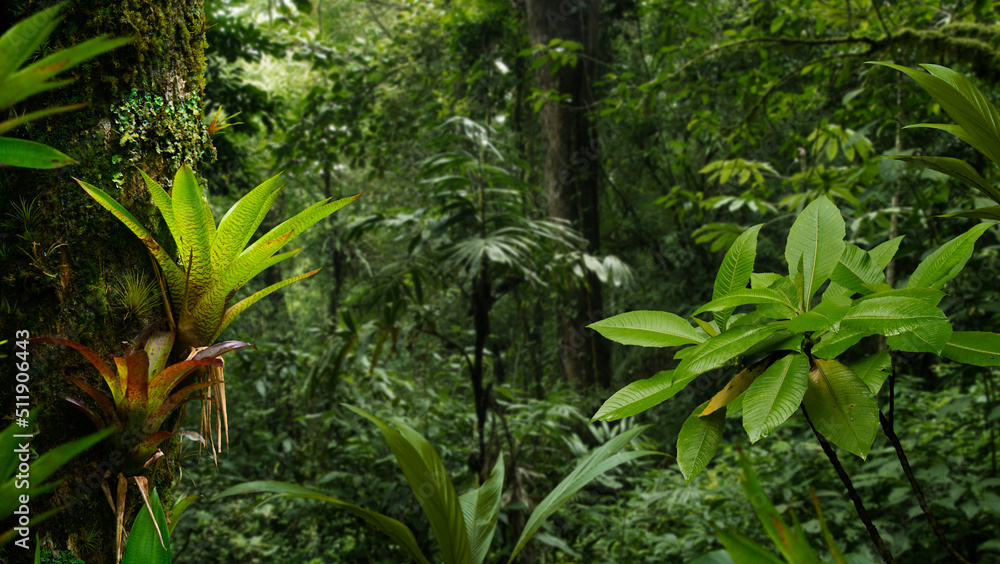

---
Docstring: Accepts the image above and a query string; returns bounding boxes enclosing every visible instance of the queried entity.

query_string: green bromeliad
[77,165,359,350]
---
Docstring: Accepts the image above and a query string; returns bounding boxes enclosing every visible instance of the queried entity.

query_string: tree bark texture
[525,0,610,387]
[0,1,208,561]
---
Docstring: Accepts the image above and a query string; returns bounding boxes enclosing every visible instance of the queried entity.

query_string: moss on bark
[0,1,208,562]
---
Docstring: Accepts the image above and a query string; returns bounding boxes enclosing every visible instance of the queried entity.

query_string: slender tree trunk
[525,0,610,387]
[471,268,491,478]
[0,1,207,562]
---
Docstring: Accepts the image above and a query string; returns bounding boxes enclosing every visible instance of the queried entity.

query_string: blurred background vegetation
[4,0,1000,561]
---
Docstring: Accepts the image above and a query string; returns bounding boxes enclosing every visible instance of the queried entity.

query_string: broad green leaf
[693,289,797,317]
[908,223,990,290]
[869,236,904,269]
[716,530,783,564]
[743,329,804,356]
[784,197,845,308]
[886,320,953,354]
[811,329,866,359]
[750,272,782,289]
[213,481,430,564]
[675,325,782,382]
[508,426,653,562]
[848,350,891,394]
[856,287,945,306]
[736,451,820,563]
[213,268,321,341]
[840,296,947,338]
[830,243,885,295]
[941,331,1000,366]
[75,179,186,302]
[701,361,770,417]
[713,224,763,330]
[171,165,214,302]
[743,353,809,442]
[787,295,851,333]
[885,155,1000,203]
[592,370,692,421]
[347,406,469,564]
[802,359,878,458]
[588,311,703,347]
[460,454,504,564]
[122,488,170,564]
[677,400,725,483]
[212,173,284,271]
[0,137,76,168]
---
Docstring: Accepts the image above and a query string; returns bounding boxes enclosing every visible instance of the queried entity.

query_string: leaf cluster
[590,196,1000,482]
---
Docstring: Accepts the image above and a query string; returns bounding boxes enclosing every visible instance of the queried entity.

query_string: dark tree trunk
[525,0,610,387]
[471,267,491,479]
[0,1,207,562]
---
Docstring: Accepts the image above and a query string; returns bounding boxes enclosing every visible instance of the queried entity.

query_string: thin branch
[879,410,971,563]
[802,403,896,563]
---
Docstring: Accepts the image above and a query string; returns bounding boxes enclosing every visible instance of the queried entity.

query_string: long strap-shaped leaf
[0,3,62,79]
[460,454,505,564]
[192,231,296,340]
[507,425,654,563]
[139,169,185,254]
[212,173,284,271]
[347,405,470,564]
[2,35,131,108]
[243,194,361,257]
[0,137,76,168]
[212,268,321,342]
[75,179,186,302]
[171,165,215,303]
[213,481,431,564]
[873,62,1000,168]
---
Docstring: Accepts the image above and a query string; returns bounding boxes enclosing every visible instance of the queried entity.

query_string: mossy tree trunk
[0,0,208,562]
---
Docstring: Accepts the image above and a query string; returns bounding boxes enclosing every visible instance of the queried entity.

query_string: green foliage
[0,1,129,167]
[875,63,1000,220]
[0,411,111,546]
[591,197,1000,480]
[122,488,171,563]
[710,450,847,564]
[214,405,654,563]
[77,165,360,349]
[30,335,252,473]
